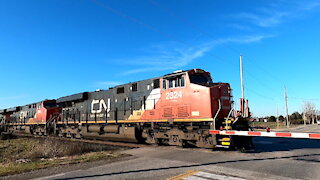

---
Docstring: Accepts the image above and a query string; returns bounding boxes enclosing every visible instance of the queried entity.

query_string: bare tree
[302,101,316,124]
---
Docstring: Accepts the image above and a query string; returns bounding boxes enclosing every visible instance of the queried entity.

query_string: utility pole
[284,86,289,128]
[240,54,245,117]
[276,104,279,128]
[312,110,315,125]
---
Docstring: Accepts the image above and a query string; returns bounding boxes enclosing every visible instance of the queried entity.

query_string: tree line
[259,102,319,125]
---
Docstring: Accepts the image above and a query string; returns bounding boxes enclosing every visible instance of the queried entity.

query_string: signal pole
[284,86,289,128]
[240,55,245,117]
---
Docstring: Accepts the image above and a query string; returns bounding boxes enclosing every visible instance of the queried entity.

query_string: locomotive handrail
[226,107,234,121]
[232,117,239,125]
[213,99,221,130]
[226,106,234,128]
[46,113,60,125]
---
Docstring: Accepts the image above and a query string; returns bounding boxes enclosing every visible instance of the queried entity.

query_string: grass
[0,138,128,177]
[250,121,299,129]
[0,151,123,176]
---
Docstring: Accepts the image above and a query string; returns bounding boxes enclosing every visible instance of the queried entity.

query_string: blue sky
[1,0,320,117]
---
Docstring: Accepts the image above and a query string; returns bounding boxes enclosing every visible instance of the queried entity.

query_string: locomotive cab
[159,69,232,122]
[28,100,61,124]
[188,69,232,120]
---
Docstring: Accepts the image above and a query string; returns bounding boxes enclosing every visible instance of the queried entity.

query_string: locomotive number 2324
[166,91,182,100]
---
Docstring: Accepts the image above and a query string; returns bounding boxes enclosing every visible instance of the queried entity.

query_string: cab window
[162,79,167,89]
[44,102,56,108]
[168,79,174,88]
[153,79,160,88]
[189,74,212,85]
[176,76,185,87]
[164,75,185,89]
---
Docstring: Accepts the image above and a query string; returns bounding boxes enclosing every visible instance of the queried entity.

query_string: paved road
[35,126,320,180]
[275,124,320,133]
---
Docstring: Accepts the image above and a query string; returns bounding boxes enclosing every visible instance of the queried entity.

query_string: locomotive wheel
[145,134,158,145]
[196,135,215,148]
[169,134,186,147]
[75,132,82,139]
[142,129,159,145]
[57,127,64,137]
[158,138,169,145]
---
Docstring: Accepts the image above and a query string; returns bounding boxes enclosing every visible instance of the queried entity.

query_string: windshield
[44,102,57,108]
[189,74,212,85]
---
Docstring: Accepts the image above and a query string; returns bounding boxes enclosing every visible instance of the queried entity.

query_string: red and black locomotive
[0,69,252,150]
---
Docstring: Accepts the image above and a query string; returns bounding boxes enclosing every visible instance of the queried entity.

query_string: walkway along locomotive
[0,69,253,150]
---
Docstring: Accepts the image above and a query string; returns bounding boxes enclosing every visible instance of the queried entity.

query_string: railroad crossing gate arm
[209,130,320,139]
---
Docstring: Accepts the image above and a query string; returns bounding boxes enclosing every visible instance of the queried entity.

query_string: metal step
[222,120,232,124]
[215,145,230,148]
[222,126,232,130]
[218,137,230,141]
[220,141,230,146]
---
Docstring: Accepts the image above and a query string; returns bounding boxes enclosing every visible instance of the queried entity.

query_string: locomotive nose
[209,83,232,119]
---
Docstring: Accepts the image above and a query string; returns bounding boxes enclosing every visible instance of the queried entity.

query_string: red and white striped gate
[210,130,320,139]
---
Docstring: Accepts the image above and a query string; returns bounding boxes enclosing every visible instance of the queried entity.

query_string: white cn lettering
[91,99,110,114]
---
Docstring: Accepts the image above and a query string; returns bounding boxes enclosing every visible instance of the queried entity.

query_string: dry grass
[0,138,128,176]
[250,122,299,129]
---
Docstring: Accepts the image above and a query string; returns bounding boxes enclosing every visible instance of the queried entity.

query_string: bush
[290,119,305,125]
[268,116,276,122]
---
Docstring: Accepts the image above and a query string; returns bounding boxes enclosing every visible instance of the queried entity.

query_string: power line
[289,97,320,101]
[147,0,286,91]
[147,0,241,54]
[92,0,285,106]
[244,87,279,102]
[244,56,284,85]
[91,0,238,68]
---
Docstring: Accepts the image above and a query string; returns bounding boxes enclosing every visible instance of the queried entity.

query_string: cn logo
[91,99,110,114]
[19,111,27,120]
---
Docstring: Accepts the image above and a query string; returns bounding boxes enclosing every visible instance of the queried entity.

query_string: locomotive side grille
[177,106,188,117]
[163,107,173,117]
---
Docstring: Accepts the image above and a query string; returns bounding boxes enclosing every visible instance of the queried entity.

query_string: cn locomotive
[0,69,252,150]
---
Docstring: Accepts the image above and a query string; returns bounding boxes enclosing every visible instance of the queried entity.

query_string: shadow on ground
[252,137,320,153]
[57,153,320,180]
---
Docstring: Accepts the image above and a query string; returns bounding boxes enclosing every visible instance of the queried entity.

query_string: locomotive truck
[0,69,253,151]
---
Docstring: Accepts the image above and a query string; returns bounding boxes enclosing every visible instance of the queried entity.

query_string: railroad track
[14,133,148,148]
